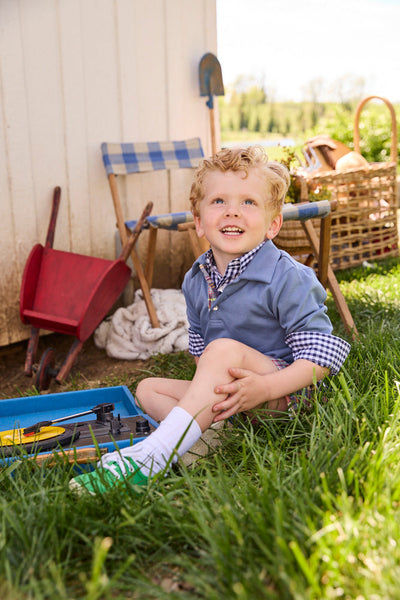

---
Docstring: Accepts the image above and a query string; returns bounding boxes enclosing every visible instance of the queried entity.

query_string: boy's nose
[225,203,240,217]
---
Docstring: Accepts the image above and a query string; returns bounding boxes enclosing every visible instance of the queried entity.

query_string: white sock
[101,406,202,477]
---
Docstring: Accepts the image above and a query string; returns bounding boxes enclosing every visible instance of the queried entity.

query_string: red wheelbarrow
[20,186,152,391]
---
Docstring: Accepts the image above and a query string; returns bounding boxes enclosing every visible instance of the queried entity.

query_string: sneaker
[69,456,149,495]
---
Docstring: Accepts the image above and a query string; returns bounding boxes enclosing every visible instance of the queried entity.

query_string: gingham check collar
[202,241,266,296]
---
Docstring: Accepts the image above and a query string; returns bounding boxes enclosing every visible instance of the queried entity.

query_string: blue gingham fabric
[285,331,351,375]
[125,212,194,231]
[188,306,350,373]
[282,199,331,222]
[126,200,332,232]
[101,138,204,176]
[102,136,331,231]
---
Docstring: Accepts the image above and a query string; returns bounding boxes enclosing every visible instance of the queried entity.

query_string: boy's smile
[194,168,282,274]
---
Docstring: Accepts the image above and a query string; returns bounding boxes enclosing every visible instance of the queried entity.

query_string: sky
[216,0,400,102]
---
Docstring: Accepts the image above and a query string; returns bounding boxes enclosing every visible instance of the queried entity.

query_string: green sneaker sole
[69,458,149,495]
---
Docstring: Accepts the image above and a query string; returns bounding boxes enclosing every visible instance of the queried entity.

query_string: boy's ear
[193,214,204,239]
[265,213,283,240]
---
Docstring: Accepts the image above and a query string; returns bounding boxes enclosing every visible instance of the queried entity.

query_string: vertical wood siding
[0,0,217,346]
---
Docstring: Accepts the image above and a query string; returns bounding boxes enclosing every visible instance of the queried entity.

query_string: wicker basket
[275,96,399,271]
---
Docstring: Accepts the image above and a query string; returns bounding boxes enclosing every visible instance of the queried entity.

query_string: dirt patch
[0,333,148,400]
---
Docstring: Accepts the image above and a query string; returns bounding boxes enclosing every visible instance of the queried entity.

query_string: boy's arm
[212,359,329,422]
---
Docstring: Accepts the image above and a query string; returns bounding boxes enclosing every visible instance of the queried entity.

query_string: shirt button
[212,306,218,311]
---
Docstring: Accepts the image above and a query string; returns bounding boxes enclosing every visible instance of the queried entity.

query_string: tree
[246,85,267,106]
[328,74,366,109]
[301,77,325,103]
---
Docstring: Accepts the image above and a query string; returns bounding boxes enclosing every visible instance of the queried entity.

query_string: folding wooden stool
[101,138,204,328]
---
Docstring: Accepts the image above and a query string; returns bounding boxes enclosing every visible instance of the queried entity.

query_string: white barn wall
[0,0,218,346]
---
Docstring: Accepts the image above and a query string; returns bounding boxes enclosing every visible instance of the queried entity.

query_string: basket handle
[354,95,398,163]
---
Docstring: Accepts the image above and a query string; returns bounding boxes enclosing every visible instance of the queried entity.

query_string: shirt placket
[199,264,218,310]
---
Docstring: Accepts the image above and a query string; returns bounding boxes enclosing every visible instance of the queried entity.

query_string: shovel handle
[209,107,217,155]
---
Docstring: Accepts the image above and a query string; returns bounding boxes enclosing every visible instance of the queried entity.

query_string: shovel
[199,53,224,155]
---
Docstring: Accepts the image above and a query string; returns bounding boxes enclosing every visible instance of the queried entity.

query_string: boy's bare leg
[136,378,191,421]
[138,338,282,432]
[70,338,284,493]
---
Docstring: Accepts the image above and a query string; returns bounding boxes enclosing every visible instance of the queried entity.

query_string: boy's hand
[212,367,268,421]
[212,359,327,422]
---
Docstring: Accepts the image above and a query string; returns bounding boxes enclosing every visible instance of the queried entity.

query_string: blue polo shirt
[182,240,350,374]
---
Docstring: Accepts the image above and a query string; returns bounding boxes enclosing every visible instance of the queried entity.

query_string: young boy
[70,146,350,494]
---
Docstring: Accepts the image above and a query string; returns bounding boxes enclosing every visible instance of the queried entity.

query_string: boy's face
[194,168,282,273]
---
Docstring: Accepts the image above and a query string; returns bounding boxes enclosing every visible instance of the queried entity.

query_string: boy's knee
[202,337,246,360]
[135,378,145,399]
[135,378,154,408]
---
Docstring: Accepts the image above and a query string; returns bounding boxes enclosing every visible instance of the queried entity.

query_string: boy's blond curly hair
[190,145,290,217]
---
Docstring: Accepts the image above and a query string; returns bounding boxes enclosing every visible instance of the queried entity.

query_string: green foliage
[220,96,323,138]
[220,82,400,165]
[279,147,332,204]
[304,103,399,163]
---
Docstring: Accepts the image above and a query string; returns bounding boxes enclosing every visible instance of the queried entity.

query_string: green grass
[2,257,400,598]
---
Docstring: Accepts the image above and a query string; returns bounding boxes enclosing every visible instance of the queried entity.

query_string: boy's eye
[243,199,256,205]
[212,197,224,204]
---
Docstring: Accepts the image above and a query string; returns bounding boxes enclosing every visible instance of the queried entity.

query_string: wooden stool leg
[178,222,210,259]
[326,266,358,340]
[130,247,160,328]
[302,219,358,340]
[304,254,314,267]
[317,213,332,288]
[302,219,330,286]
[145,226,158,287]
[187,228,205,259]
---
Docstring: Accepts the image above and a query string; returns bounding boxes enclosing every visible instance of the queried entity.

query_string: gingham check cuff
[285,331,351,375]
[188,328,205,357]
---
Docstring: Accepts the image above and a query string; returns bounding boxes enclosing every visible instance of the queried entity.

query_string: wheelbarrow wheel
[35,348,58,391]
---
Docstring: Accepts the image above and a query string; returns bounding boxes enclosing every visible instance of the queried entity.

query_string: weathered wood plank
[0,0,216,346]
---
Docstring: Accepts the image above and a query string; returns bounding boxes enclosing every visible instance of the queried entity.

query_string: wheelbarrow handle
[45,186,61,248]
[119,201,153,262]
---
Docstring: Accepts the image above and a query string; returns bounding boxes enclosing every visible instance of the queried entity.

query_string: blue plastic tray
[0,386,158,459]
